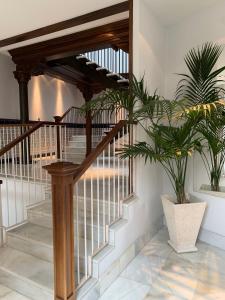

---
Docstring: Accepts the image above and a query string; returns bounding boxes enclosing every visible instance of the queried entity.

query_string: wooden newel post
[43,162,79,300]
[0,180,3,247]
[54,116,62,160]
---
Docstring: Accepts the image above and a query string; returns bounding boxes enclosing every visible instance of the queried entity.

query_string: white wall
[165,0,225,99]
[161,1,225,250]
[0,53,85,121]
[162,1,225,195]
[133,0,166,95]
[29,75,84,121]
[0,54,19,119]
[131,0,166,242]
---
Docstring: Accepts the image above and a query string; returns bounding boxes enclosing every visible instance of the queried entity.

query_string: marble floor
[99,228,225,300]
[0,284,30,299]
[1,228,225,299]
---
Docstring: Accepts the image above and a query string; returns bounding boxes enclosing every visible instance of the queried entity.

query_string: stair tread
[0,246,53,291]
[28,202,112,224]
[8,223,92,254]
[8,223,53,246]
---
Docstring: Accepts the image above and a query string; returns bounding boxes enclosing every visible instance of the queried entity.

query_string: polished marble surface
[1,227,225,299]
[99,228,225,300]
[0,284,30,299]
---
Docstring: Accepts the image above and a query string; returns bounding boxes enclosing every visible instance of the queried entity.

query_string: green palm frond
[80,75,186,124]
[197,111,225,190]
[176,42,225,104]
[120,117,202,203]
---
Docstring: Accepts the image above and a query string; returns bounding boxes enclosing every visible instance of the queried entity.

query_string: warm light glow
[55,80,64,116]
[81,167,121,180]
[30,76,43,120]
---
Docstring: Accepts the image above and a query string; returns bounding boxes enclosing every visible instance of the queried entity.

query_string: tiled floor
[1,228,225,299]
[99,228,225,300]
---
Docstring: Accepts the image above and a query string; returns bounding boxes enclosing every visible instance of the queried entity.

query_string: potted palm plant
[122,105,206,253]
[197,111,225,192]
[82,76,207,253]
[176,42,225,192]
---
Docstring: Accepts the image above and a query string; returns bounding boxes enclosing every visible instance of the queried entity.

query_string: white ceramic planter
[161,194,206,253]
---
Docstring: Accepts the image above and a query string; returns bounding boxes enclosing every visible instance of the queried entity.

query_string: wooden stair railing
[44,120,132,300]
[0,119,132,300]
[0,121,66,160]
[54,106,127,158]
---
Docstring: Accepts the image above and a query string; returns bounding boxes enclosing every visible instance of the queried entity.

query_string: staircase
[47,47,129,93]
[0,119,137,300]
[63,134,101,164]
[75,52,129,89]
[0,45,135,299]
[0,191,135,300]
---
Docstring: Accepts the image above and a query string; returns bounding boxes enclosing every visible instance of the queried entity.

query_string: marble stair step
[45,179,126,203]
[62,154,85,164]
[66,148,86,154]
[27,203,106,241]
[7,223,92,273]
[28,198,121,223]
[27,203,112,228]
[68,141,100,148]
[0,246,53,300]
[70,135,100,141]
[0,246,89,300]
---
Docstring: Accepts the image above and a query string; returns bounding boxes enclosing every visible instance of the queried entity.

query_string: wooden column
[14,67,32,123]
[43,162,78,300]
[78,85,94,157]
[14,66,33,163]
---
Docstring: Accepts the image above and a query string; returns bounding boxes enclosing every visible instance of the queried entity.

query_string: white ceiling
[144,0,222,26]
[0,0,222,52]
[0,0,123,40]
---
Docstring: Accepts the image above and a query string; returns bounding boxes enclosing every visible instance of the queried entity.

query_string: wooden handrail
[0,122,43,157]
[58,106,115,122]
[0,124,33,128]
[56,106,82,122]
[73,120,127,183]
[0,119,85,159]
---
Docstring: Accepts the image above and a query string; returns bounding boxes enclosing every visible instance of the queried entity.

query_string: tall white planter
[162,194,206,253]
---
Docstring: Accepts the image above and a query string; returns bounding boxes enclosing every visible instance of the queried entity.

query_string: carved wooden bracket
[76,83,94,102]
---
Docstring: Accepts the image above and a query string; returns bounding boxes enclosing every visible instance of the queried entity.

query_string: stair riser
[27,212,104,241]
[71,136,100,141]
[68,141,99,148]
[63,155,84,164]
[41,195,121,216]
[66,148,86,154]
[7,235,87,273]
[28,202,120,227]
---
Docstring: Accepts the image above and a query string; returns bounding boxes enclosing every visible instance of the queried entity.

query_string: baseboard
[199,228,225,251]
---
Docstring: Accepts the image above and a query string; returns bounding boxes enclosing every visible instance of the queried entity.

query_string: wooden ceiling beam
[9,19,129,65]
[0,1,129,48]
